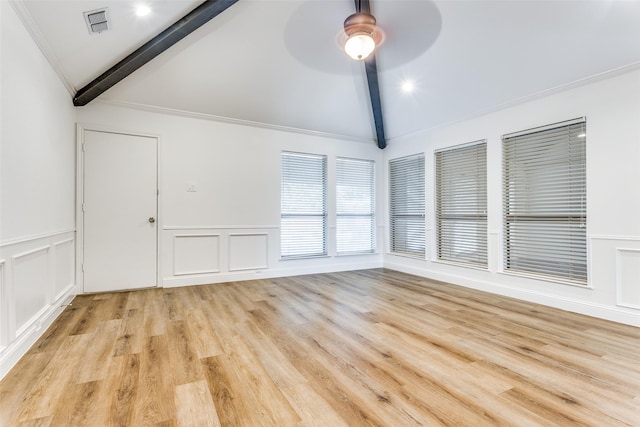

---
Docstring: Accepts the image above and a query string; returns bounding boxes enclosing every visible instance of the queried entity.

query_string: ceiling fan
[327,0,388,147]
[74,0,440,149]
[342,1,383,61]
[284,0,441,148]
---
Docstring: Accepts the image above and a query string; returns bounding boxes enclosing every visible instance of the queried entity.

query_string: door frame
[76,124,162,294]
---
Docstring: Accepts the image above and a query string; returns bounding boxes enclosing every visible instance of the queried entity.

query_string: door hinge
[81,263,85,272]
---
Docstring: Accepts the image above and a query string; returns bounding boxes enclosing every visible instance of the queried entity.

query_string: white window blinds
[389,154,425,257]
[281,152,327,259]
[503,118,587,284]
[435,141,487,267]
[336,158,375,255]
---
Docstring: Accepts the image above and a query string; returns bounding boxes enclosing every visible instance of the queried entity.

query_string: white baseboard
[0,284,76,380]
[384,262,640,327]
[162,261,384,288]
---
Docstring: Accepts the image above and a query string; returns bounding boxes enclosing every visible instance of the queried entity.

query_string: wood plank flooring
[1,269,639,426]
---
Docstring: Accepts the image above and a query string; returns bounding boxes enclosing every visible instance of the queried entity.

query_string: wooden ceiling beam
[73,0,238,106]
[357,0,386,149]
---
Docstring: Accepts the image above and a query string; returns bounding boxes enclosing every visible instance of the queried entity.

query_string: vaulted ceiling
[16,0,640,143]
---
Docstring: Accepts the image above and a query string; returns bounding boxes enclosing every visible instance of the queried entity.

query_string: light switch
[186,184,197,192]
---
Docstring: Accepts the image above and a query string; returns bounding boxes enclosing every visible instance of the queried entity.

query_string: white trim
[383,263,640,327]
[75,124,160,140]
[0,285,76,380]
[589,235,640,241]
[76,124,161,294]
[389,61,640,143]
[173,234,221,276]
[53,238,74,246]
[434,139,487,154]
[279,254,331,261]
[498,270,592,290]
[52,239,75,301]
[335,251,378,257]
[0,229,75,248]
[97,99,374,144]
[11,246,51,335]
[0,260,6,352]
[75,125,85,293]
[8,0,75,95]
[228,233,269,272]
[163,225,279,230]
[174,233,221,237]
[163,260,384,288]
[502,117,585,139]
[386,252,426,261]
[615,248,640,310]
[15,303,48,338]
[11,245,50,263]
[173,269,221,276]
[432,259,489,272]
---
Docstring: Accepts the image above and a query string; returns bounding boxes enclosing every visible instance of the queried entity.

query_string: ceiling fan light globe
[345,33,375,60]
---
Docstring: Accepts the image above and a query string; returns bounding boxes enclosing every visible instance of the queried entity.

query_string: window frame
[502,118,587,285]
[388,153,426,258]
[435,140,488,268]
[336,157,376,256]
[280,151,328,260]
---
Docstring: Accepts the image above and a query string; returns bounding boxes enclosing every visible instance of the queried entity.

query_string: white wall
[76,103,385,288]
[2,0,638,384]
[383,69,640,326]
[0,2,77,378]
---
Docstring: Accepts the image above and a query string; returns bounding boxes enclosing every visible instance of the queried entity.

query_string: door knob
[148,217,156,223]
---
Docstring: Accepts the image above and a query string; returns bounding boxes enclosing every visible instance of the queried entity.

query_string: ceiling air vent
[84,8,110,34]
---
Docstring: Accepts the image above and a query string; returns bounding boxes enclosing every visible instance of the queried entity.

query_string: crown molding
[8,0,76,95]
[388,61,640,144]
[95,99,375,144]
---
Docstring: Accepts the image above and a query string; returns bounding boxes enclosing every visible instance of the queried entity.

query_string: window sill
[280,254,330,261]
[336,251,377,257]
[432,259,489,272]
[498,270,592,289]
[386,252,425,261]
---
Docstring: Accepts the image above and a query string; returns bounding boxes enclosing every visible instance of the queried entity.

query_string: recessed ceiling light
[401,80,415,94]
[136,4,151,17]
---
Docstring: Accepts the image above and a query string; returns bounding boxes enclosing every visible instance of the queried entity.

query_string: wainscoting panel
[174,234,220,276]
[488,231,500,272]
[54,239,74,300]
[0,230,76,380]
[228,233,268,272]
[162,225,382,287]
[12,246,50,334]
[0,260,5,353]
[616,248,640,309]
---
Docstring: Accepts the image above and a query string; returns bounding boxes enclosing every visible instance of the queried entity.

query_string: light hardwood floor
[1,269,639,426]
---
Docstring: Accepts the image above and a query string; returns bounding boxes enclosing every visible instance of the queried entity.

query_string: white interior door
[83,130,158,293]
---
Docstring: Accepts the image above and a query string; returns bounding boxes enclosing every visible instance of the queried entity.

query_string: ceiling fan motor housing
[344,12,378,38]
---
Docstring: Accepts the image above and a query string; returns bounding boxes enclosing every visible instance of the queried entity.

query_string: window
[389,154,425,257]
[435,141,487,267]
[503,118,587,284]
[336,158,375,255]
[281,152,327,259]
